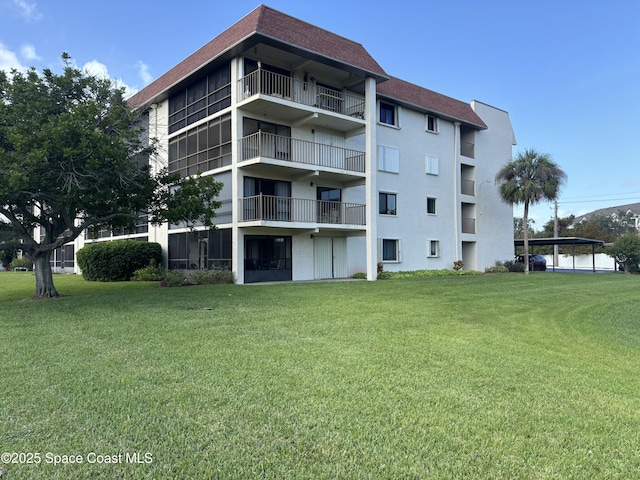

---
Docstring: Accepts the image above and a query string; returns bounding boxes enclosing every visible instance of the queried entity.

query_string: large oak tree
[0,54,222,298]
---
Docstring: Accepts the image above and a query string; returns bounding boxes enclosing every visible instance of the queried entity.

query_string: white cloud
[82,59,138,98]
[0,42,27,73]
[11,0,42,21]
[135,60,153,85]
[82,59,110,79]
[20,43,41,61]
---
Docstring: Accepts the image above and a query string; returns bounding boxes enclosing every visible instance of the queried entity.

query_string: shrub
[484,261,509,274]
[160,271,189,288]
[10,257,32,270]
[77,240,162,282]
[131,260,166,281]
[485,265,509,273]
[189,269,236,285]
[386,269,482,279]
[503,260,524,273]
[2,249,17,270]
[606,233,640,274]
[352,272,367,279]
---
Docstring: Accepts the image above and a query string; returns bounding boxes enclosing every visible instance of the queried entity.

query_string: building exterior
[58,5,516,283]
[571,202,640,232]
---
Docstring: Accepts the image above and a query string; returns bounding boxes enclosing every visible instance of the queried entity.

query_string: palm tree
[496,148,567,274]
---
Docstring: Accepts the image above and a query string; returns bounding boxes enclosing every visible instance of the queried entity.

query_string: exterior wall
[375,105,458,271]
[470,101,516,267]
[57,10,516,283]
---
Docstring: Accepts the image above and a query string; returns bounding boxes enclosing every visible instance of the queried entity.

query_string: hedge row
[77,240,162,282]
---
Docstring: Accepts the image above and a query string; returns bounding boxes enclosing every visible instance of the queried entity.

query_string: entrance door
[314,237,347,279]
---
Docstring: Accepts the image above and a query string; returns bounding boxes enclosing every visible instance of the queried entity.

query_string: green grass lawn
[1,271,639,479]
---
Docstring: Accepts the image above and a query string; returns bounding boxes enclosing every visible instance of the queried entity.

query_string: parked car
[515,254,547,271]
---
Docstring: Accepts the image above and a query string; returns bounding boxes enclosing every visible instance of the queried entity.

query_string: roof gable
[573,202,640,224]
[377,76,487,129]
[129,5,386,108]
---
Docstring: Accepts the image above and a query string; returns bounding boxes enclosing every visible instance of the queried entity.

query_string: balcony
[240,194,366,227]
[461,202,476,234]
[462,217,476,234]
[460,141,475,159]
[461,178,475,196]
[238,69,366,132]
[239,132,365,178]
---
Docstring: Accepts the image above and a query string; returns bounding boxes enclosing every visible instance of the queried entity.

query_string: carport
[514,237,605,272]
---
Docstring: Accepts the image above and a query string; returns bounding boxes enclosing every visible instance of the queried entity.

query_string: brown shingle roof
[128,5,387,109]
[572,202,640,225]
[377,76,487,129]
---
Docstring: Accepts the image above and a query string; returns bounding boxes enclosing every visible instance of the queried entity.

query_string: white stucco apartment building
[56,5,516,283]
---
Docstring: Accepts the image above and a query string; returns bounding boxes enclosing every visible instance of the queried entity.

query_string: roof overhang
[514,237,605,247]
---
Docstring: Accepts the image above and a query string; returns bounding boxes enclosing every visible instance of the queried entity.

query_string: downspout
[453,122,460,261]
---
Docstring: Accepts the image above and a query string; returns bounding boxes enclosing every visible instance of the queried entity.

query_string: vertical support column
[364,77,378,281]
[230,57,244,284]
[149,101,170,268]
[453,122,461,262]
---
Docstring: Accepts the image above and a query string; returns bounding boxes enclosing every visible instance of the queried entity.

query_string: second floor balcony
[238,69,366,132]
[240,194,366,228]
[239,132,366,177]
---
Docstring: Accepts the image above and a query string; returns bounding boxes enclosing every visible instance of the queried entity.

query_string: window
[426,114,438,133]
[168,229,232,270]
[381,239,400,262]
[318,187,342,223]
[378,145,400,173]
[428,240,440,258]
[427,197,437,215]
[425,155,439,175]
[168,63,231,134]
[379,192,397,215]
[379,102,396,126]
[168,113,232,176]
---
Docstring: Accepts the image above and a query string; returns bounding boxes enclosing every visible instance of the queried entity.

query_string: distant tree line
[514,210,638,255]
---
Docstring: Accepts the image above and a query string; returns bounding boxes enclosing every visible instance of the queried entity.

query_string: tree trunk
[33,251,60,298]
[523,202,530,275]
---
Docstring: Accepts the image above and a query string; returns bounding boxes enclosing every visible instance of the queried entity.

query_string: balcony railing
[239,69,366,118]
[462,217,476,234]
[241,195,366,226]
[239,132,366,173]
[461,179,475,196]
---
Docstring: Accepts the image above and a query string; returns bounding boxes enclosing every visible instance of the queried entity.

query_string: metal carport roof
[514,237,606,272]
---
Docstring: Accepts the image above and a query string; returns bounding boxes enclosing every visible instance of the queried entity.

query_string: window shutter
[426,155,439,175]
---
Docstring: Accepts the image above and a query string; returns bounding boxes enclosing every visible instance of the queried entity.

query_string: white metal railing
[240,195,366,226]
[239,69,366,118]
[239,132,366,173]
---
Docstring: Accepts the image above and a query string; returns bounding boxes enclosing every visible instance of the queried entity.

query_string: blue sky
[2,0,639,228]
